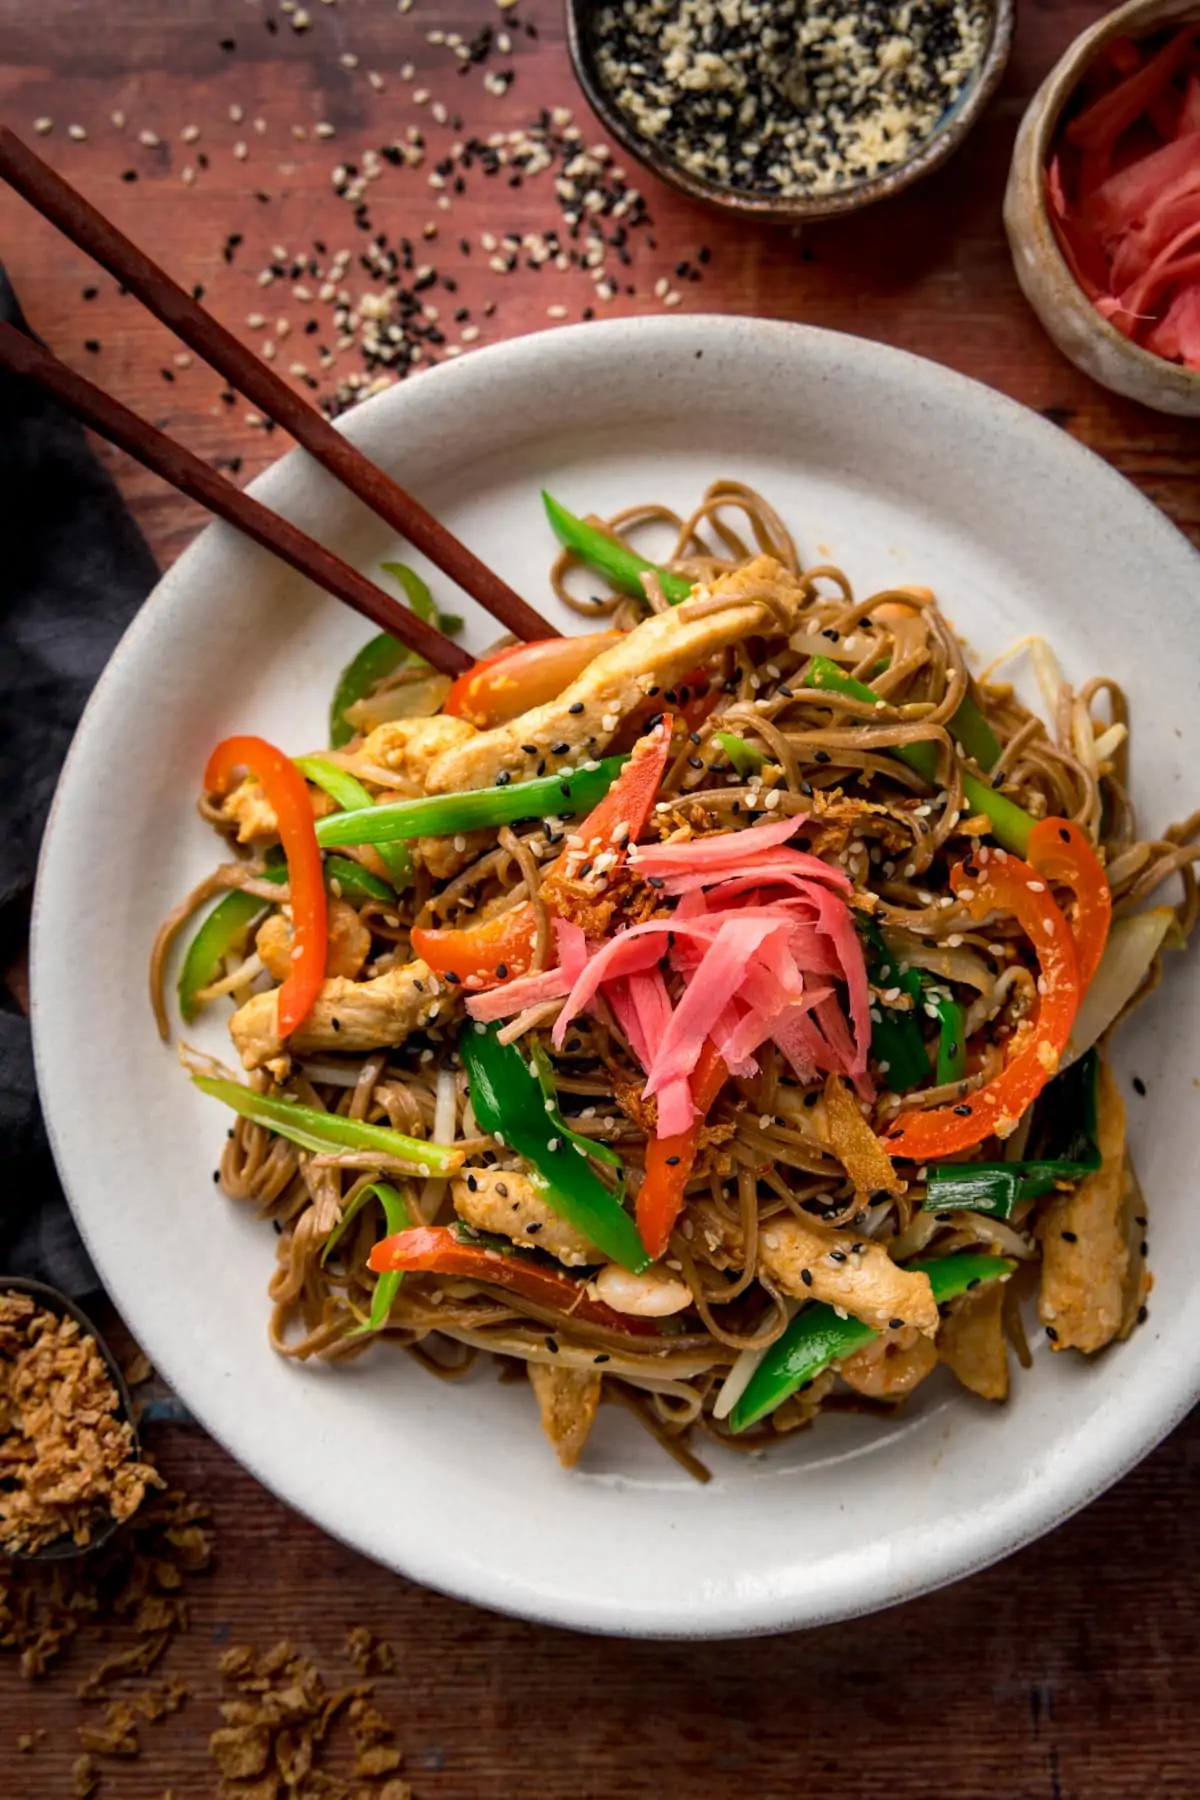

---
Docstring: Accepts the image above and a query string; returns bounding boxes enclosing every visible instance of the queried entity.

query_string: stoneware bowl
[0,1275,140,1561]
[1004,0,1200,416]
[565,0,1015,225]
[33,316,1200,1637]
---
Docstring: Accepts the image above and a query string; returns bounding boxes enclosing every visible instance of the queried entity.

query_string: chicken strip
[688,1202,938,1336]
[360,715,477,793]
[452,1169,597,1267]
[228,957,454,1070]
[939,1280,1009,1400]
[527,1364,602,1469]
[1037,1055,1131,1354]
[214,779,335,845]
[424,556,808,795]
[255,899,372,983]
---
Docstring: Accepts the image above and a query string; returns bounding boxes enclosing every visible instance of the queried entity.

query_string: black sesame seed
[1133,1076,1146,1097]
[888,1317,904,1330]
[1046,1325,1059,1341]
[568,702,585,714]
[1060,1230,1078,1243]
[1138,1305,1149,1324]
[665,1155,681,1166]
[800,1268,813,1287]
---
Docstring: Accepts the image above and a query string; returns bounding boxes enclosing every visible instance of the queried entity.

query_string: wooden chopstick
[0,319,475,676]
[0,126,558,647]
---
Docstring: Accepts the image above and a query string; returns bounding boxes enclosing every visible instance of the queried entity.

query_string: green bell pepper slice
[543,492,693,606]
[460,1022,650,1273]
[322,1179,413,1335]
[321,854,395,904]
[328,562,460,749]
[177,866,289,1022]
[729,1251,1015,1432]
[715,730,765,779]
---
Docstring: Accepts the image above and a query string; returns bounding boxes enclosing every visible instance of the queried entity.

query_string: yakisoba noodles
[153,482,1199,1476]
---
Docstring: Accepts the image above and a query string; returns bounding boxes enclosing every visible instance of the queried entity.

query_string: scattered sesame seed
[67,123,87,142]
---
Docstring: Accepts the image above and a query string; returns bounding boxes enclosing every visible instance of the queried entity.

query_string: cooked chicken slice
[528,1363,602,1469]
[228,957,454,1070]
[688,1202,938,1336]
[1116,1156,1152,1340]
[939,1280,1009,1400]
[415,829,495,881]
[255,898,372,983]
[424,555,808,794]
[451,1169,597,1267]
[214,778,334,845]
[361,715,478,793]
[840,1326,938,1397]
[1037,1055,1130,1354]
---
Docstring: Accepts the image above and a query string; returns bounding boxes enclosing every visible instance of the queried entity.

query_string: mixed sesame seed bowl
[567,0,1016,223]
[32,316,1200,1636]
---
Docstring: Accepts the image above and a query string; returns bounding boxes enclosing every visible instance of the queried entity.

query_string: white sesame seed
[229,104,244,124]
[315,121,336,138]
[181,165,196,185]
[340,52,359,69]
[546,303,568,319]
[261,340,277,360]
[181,124,200,143]
[172,352,192,369]
[33,117,53,136]
[233,141,248,161]
[67,124,87,142]
[110,110,126,130]
[138,129,160,147]
[460,325,480,343]
[368,71,385,91]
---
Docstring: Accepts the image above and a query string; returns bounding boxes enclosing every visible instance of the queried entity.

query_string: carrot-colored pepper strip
[204,735,327,1037]
[636,1039,728,1260]
[444,632,623,728]
[1028,818,1111,992]
[883,851,1080,1161]
[412,715,674,989]
[368,1224,661,1336]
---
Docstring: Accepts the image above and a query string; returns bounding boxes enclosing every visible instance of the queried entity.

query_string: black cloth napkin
[0,264,159,1293]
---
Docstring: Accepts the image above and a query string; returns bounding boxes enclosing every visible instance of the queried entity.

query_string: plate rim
[30,314,1200,1638]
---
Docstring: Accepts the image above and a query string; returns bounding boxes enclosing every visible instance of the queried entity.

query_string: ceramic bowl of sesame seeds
[566,0,1015,224]
[34,315,1200,1638]
[1004,0,1200,415]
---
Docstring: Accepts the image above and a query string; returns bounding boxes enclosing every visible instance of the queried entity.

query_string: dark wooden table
[3,1,1199,1794]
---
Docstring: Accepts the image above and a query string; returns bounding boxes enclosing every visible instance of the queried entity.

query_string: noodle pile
[153,483,1200,1475]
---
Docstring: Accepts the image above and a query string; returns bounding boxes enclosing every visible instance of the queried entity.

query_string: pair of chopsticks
[0,127,559,677]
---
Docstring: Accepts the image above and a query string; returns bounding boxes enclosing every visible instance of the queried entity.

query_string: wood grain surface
[2,0,1198,1793]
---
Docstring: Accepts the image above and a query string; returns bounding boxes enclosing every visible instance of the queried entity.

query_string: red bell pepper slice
[205,735,327,1036]
[882,851,1081,1161]
[1027,818,1111,992]
[443,632,624,729]
[368,1224,661,1336]
[636,1038,728,1261]
[412,715,674,988]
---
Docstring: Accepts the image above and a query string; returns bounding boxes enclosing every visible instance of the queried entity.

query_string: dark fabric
[0,264,159,1292]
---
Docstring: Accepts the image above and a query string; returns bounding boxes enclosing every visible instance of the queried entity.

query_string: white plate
[32,317,1200,1638]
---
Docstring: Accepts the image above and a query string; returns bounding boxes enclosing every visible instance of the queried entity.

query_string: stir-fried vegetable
[862,923,928,1093]
[193,1074,464,1172]
[322,1180,413,1334]
[461,1022,650,1272]
[931,991,967,1087]
[1067,906,1180,1062]
[1027,817,1111,990]
[636,1039,728,1260]
[328,562,458,748]
[315,755,629,849]
[368,1222,661,1335]
[177,868,287,1022]
[414,717,674,988]
[543,491,693,605]
[205,736,327,1037]
[714,730,765,778]
[444,632,622,728]
[926,1047,1103,1217]
[729,1252,1015,1431]
[803,655,1034,854]
[322,855,395,903]
[883,852,1081,1160]
[295,753,413,890]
